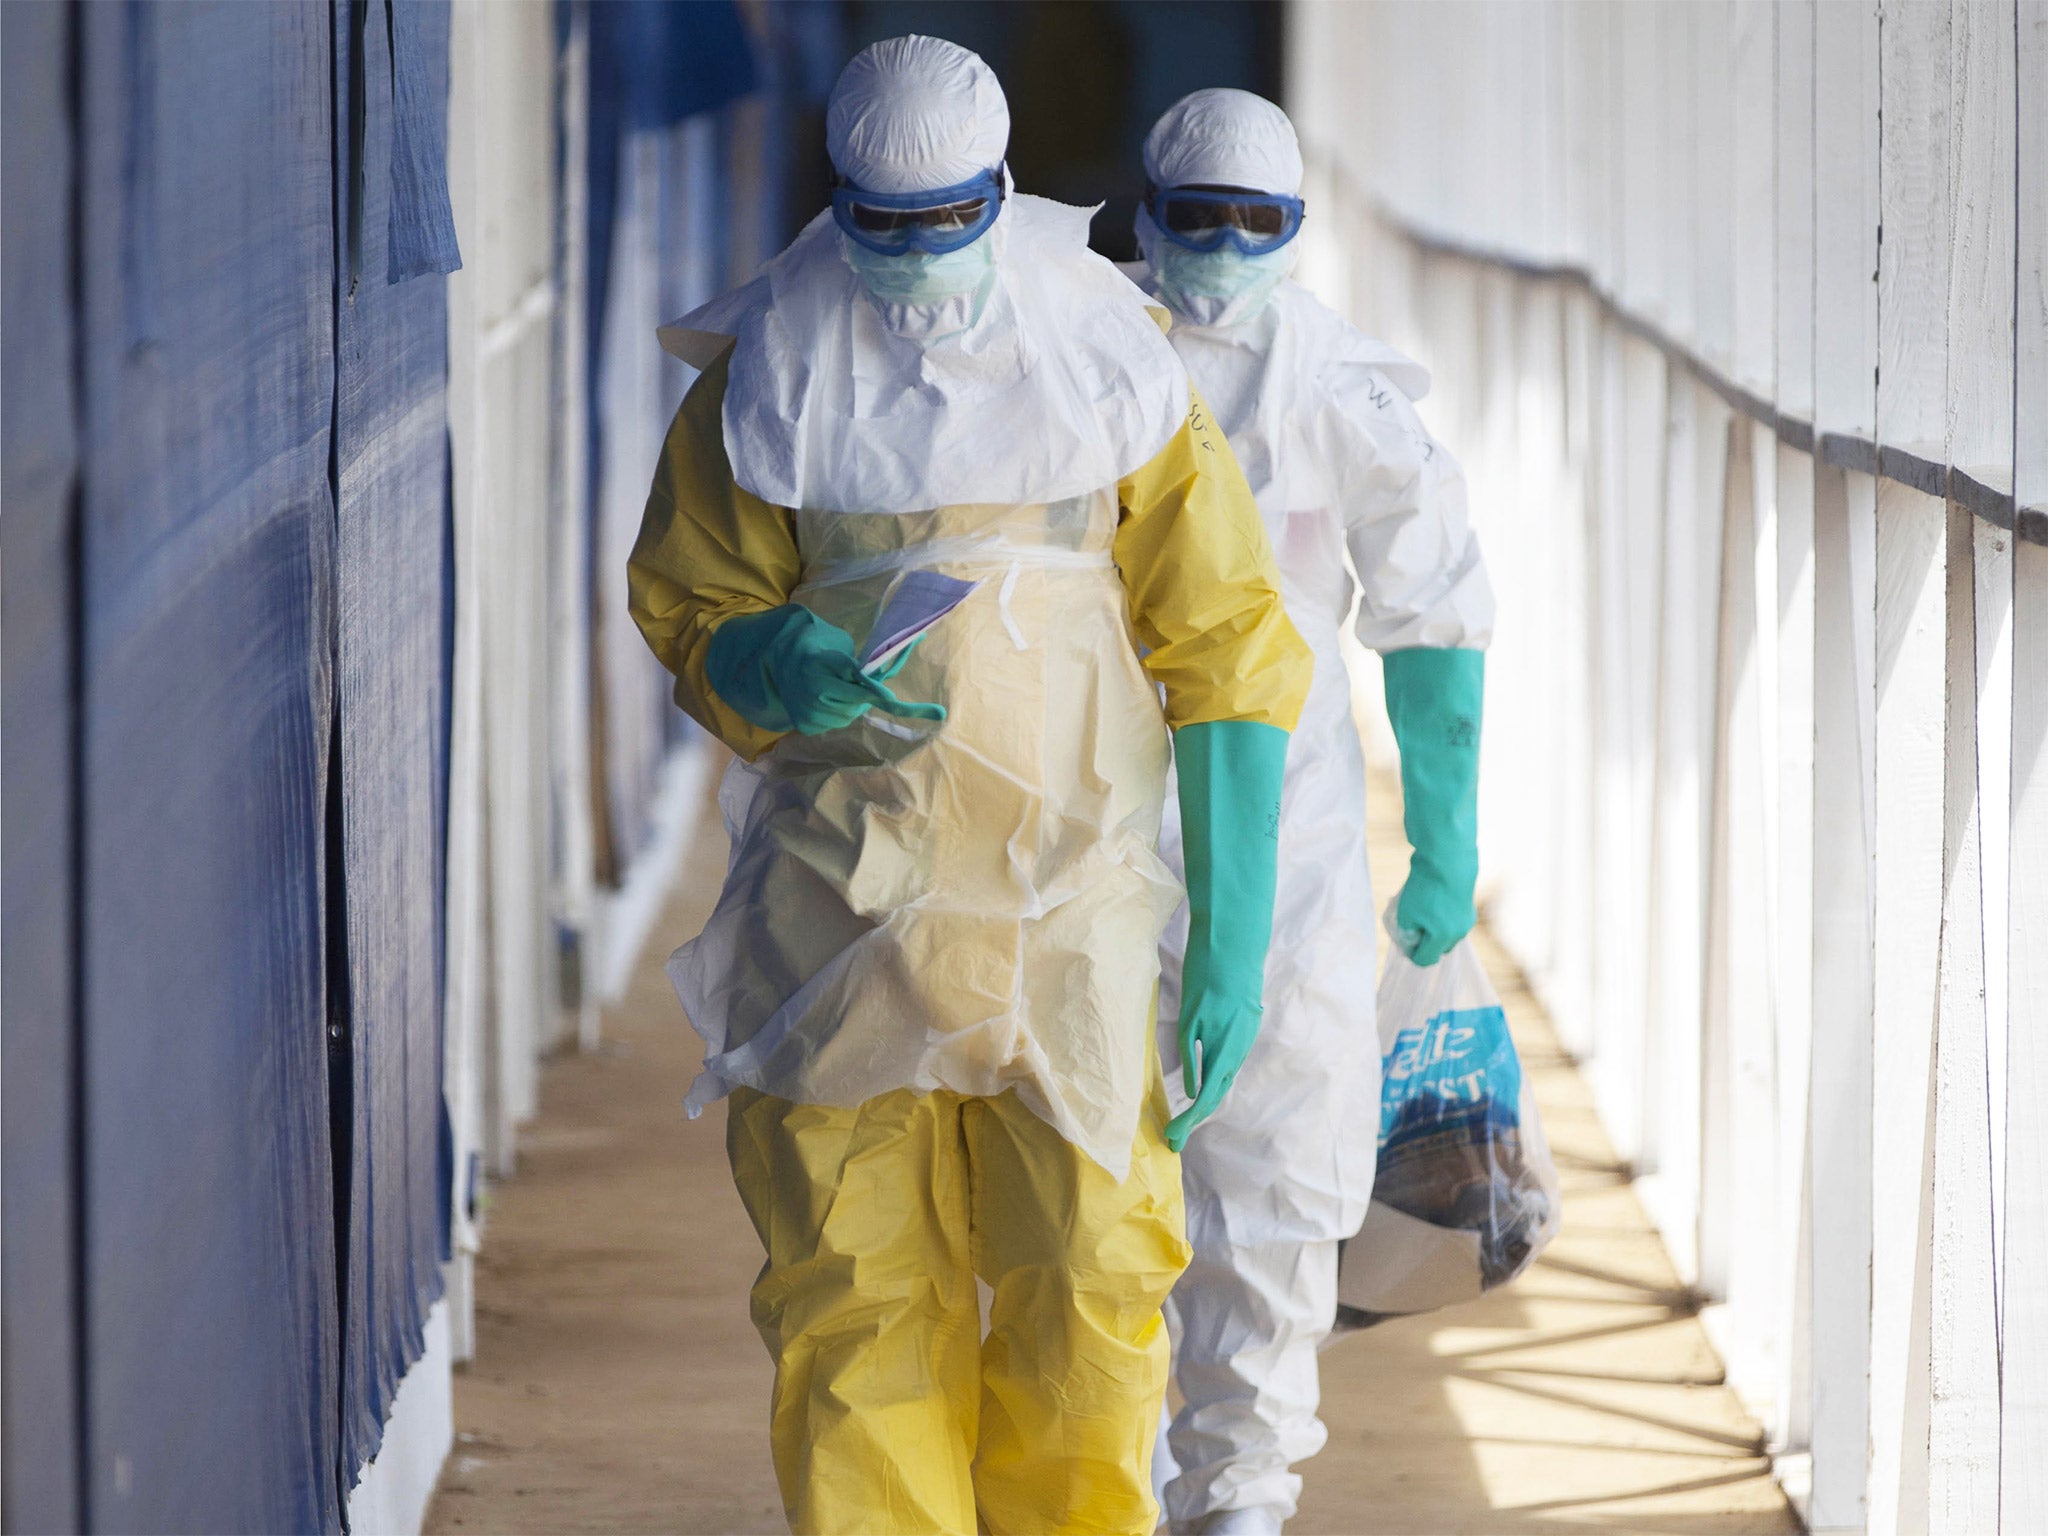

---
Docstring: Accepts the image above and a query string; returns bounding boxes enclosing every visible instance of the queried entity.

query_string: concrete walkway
[425,761,1798,1536]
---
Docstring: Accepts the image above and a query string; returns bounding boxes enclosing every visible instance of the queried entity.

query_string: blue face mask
[844,236,995,307]
[1155,243,1290,328]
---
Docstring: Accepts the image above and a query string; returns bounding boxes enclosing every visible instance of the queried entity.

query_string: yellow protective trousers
[727,1065,1190,1536]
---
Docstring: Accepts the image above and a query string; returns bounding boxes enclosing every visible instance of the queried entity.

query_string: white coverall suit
[1135,91,1496,1535]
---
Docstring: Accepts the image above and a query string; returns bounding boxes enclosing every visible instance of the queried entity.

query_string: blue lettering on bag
[1378,1003,1521,1148]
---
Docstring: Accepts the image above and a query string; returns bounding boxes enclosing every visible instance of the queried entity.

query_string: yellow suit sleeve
[1114,387,1314,732]
[626,345,799,762]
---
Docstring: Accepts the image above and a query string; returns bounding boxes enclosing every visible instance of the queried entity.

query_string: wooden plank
[1812,0,1880,442]
[443,0,566,1173]
[1586,329,1667,1169]
[2015,0,2048,526]
[1560,0,1616,279]
[1471,267,1552,966]
[1665,0,1707,345]
[1281,1,1332,181]
[1618,0,1666,318]
[1540,286,1606,1055]
[1928,495,2000,1532]
[1775,0,1818,423]
[1772,440,1818,1456]
[1807,463,1876,1532]
[1806,8,1881,1519]
[1703,419,1783,1393]
[1877,0,1953,461]
[1730,0,1777,395]
[1771,0,1821,1471]
[1731,418,1793,1442]
[1867,480,1946,1536]
[1536,0,1568,261]
[1485,280,1577,987]
[549,0,598,1051]
[1367,0,1418,233]
[1724,0,1787,1388]
[1925,2,2017,1526]
[1691,0,1735,365]
[1943,0,2020,488]
[1802,15,1875,1515]
[1972,522,2013,1307]
[1869,6,1955,1512]
[2002,1,2048,1524]
[1641,379,1729,1285]
[2007,537,2048,1525]
[1558,0,1592,268]
[442,0,491,1352]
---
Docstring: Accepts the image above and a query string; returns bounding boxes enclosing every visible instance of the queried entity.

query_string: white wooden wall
[1287,3,2045,1531]
[445,0,566,1358]
[439,0,758,1369]
[586,111,726,1008]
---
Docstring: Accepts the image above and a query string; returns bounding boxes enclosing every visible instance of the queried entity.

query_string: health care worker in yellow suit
[627,38,1312,1536]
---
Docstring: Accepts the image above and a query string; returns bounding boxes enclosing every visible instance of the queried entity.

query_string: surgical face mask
[1155,245,1289,328]
[1136,204,1293,329]
[843,235,997,340]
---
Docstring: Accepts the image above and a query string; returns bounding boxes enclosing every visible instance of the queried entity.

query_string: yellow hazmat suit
[630,346,1310,1534]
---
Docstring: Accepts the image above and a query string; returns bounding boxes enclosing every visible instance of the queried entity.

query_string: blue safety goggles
[831,167,1006,256]
[1146,184,1305,255]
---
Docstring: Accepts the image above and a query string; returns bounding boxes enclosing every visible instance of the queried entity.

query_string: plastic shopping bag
[1333,931,1561,1330]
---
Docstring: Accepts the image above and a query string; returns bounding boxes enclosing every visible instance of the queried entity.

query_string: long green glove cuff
[1176,719,1288,1003]
[1382,646,1484,966]
[1167,718,1289,1150]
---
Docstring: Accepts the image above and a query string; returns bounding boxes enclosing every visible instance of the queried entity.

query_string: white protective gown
[1147,275,1494,1529]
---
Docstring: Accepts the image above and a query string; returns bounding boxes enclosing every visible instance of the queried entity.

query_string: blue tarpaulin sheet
[1,5,82,1531]
[4,0,495,1521]
[385,0,463,282]
[584,0,758,407]
[582,0,758,508]
[332,0,459,1480]
[75,1,344,1528]
[580,0,759,878]
[0,2,464,1526]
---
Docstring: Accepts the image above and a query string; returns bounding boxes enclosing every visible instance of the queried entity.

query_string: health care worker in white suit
[629,41,1312,1536]
[1131,90,1496,1535]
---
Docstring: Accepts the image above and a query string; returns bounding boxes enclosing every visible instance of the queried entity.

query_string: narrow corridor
[9,5,2037,1525]
[423,759,1797,1536]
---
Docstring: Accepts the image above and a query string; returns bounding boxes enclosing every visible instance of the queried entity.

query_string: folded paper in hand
[859,572,979,675]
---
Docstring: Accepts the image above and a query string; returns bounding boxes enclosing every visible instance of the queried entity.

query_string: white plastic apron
[669,492,1182,1178]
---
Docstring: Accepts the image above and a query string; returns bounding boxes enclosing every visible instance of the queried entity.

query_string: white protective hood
[1143,86,1305,198]
[661,195,1191,515]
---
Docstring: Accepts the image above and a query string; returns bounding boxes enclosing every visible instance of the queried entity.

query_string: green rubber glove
[705,604,945,735]
[1166,718,1289,1152]
[1382,647,1484,967]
